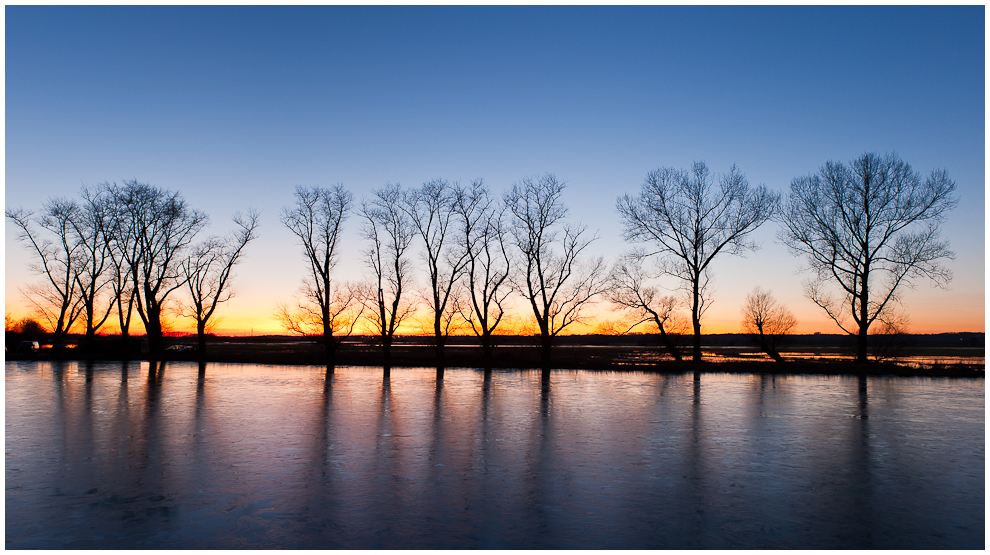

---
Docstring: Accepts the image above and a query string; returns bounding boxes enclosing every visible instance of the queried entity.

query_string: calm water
[5,361,984,549]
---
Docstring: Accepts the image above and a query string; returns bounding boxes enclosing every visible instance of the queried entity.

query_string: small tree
[5,313,18,332]
[606,255,684,361]
[452,180,513,362]
[6,199,86,342]
[741,287,797,363]
[617,162,778,362]
[182,210,259,356]
[281,185,354,365]
[505,173,608,367]
[360,183,417,364]
[779,152,956,363]
[19,318,47,336]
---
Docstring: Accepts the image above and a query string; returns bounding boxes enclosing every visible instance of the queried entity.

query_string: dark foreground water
[6,361,984,549]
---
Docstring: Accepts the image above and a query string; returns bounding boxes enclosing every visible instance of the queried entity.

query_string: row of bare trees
[277,152,955,366]
[7,180,258,358]
[277,175,607,367]
[9,152,955,365]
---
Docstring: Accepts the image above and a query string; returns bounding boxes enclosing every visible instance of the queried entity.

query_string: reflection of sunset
[8,363,982,548]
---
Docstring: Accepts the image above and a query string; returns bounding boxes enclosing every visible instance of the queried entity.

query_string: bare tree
[108,180,208,358]
[360,183,417,364]
[606,255,684,361]
[70,186,117,342]
[6,199,86,342]
[182,210,259,356]
[99,183,138,340]
[779,152,956,363]
[741,287,797,363]
[452,179,513,362]
[505,173,608,367]
[280,185,354,365]
[106,253,138,339]
[404,178,470,364]
[617,162,778,362]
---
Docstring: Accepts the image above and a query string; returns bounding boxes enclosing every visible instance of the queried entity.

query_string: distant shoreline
[6,332,984,378]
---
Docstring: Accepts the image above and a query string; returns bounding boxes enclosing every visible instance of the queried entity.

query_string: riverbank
[6,333,984,378]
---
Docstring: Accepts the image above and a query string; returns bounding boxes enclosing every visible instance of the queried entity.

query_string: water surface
[5,361,984,549]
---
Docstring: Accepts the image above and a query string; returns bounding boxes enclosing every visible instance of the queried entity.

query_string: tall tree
[182,210,259,356]
[605,255,684,361]
[280,185,354,365]
[100,182,138,340]
[740,287,797,363]
[6,199,86,342]
[360,183,417,365]
[779,152,956,363]
[617,162,778,362]
[404,179,470,364]
[71,186,116,342]
[452,180,513,362]
[109,180,208,358]
[505,173,607,367]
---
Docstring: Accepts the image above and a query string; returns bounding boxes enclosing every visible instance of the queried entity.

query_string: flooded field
[5,361,984,549]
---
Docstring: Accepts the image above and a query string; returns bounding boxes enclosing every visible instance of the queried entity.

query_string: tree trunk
[658,326,682,362]
[145,304,164,359]
[856,271,870,363]
[434,331,445,366]
[323,333,337,368]
[382,335,392,363]
[691,276,702,362]
[197,321,208,359]
[757,330,783,362]
[481,334,493,365]
[540,330,552,370]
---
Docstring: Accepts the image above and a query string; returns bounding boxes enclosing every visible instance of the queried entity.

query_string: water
[5,361,984,549]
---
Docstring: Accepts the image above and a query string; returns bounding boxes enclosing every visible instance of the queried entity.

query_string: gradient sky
[5,6,985,336]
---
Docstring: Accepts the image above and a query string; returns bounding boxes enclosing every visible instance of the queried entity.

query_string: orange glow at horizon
[6,297,984,337]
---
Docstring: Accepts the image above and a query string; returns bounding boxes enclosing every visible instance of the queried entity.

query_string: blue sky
[5,6,985,334]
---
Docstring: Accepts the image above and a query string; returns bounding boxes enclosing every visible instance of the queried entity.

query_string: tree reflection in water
[4,362,983,549]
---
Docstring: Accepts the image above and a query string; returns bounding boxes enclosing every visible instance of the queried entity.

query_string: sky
[4,5,985,336]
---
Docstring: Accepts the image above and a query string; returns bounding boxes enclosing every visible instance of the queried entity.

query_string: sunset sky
[5,6,985,336]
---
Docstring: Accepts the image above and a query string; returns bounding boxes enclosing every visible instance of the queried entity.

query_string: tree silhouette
[741,287,796,362]
[280,185,355,365]
[617,162,778,362]
[452,179,512,363]
[6,199,86,342]
[606,255,684,361]
[182,210,259,357]
[71,186,116,341]
[779,152,956,363]
[107,180,208,358]
[505,173,607,367]
[404,179,469,364]
[360,183,417,364]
